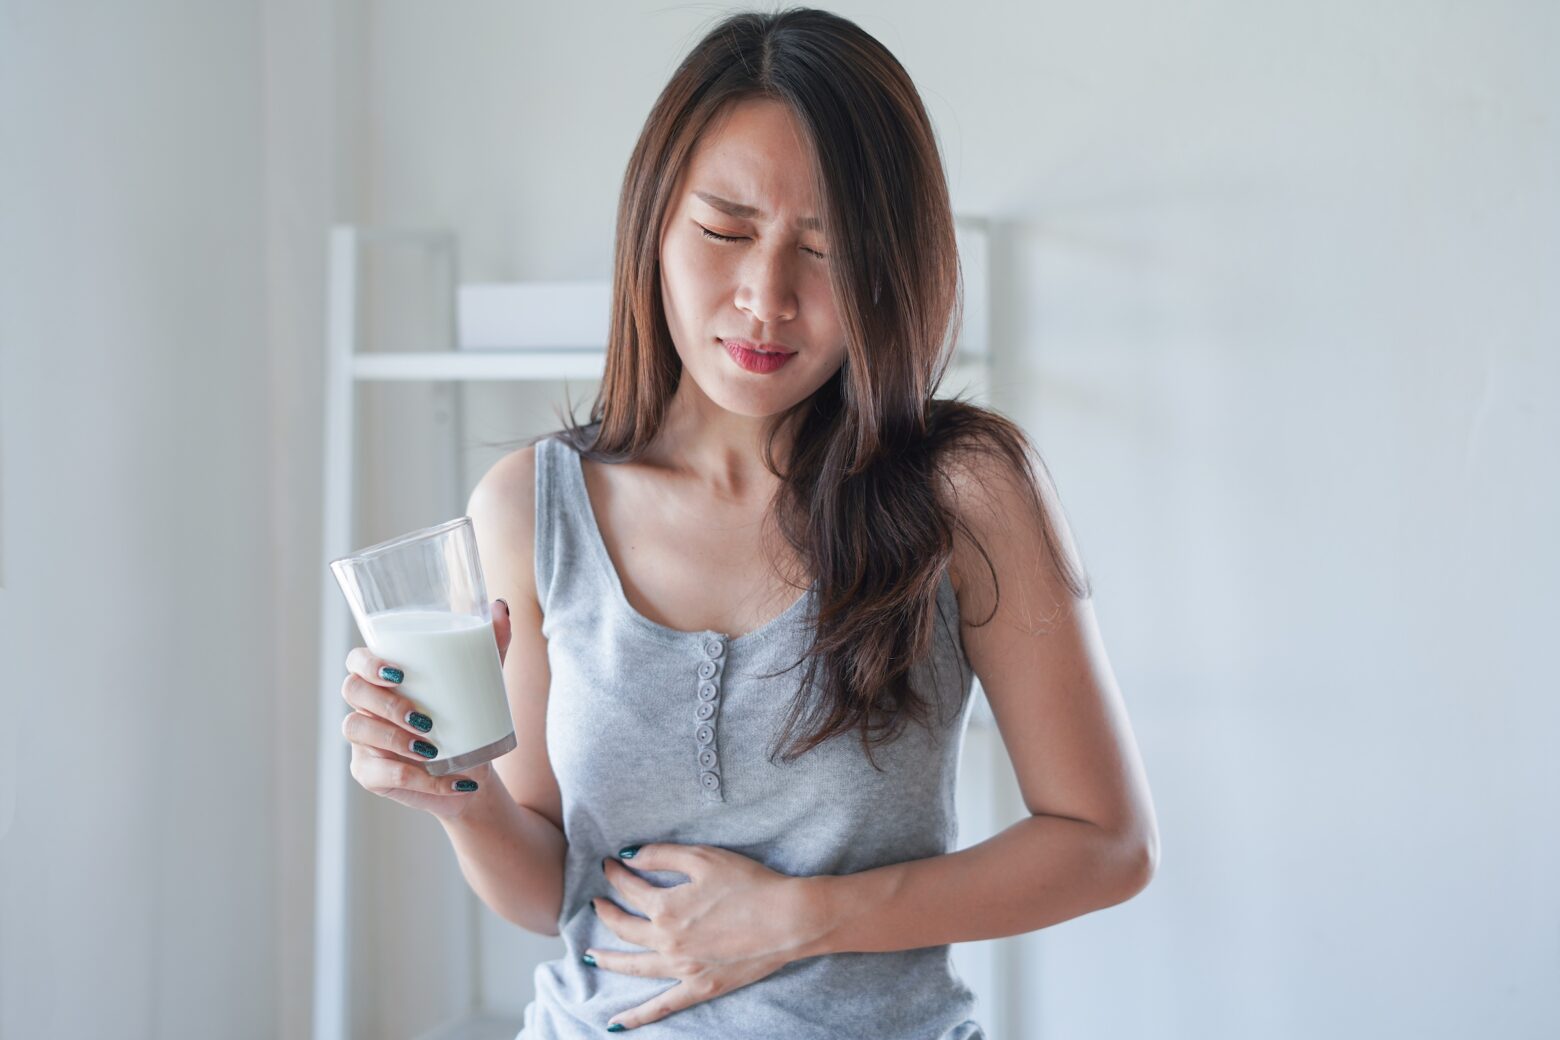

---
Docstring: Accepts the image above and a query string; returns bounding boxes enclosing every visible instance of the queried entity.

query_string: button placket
[696,635,727,801]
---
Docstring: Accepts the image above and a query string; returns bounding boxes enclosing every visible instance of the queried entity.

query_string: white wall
[0,1,278,1037]
[263,1,361,1037]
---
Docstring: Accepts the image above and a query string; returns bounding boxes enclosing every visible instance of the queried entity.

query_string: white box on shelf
[457,280,611,350]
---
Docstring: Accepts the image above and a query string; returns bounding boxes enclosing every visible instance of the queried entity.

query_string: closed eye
[697,223,827,261]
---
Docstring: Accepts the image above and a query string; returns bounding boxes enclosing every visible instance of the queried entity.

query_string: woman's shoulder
[934,445,1005,605]
[471,439,542,514]
[933,437,1086,614]
[470,425,584,513]
[466,439,544,606]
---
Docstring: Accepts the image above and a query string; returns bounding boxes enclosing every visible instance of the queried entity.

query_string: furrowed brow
[693,191,822,232]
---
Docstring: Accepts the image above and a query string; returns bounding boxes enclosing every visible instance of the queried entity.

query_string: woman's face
[658,98,848,419]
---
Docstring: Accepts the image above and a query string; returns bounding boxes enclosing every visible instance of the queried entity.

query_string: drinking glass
[329,516,516,775]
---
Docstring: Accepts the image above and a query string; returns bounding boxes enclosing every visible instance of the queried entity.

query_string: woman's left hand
[587,842,831,1030]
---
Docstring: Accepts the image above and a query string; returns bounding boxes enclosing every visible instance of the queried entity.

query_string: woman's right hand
[339,599,514,821]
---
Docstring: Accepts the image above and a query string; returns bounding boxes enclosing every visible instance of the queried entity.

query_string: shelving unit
[314,221,1007,1040]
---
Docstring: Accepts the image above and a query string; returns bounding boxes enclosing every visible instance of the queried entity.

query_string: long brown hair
[535,6,1091,768]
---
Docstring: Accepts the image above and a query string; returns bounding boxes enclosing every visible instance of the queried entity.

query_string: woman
[339,7,1158,1036]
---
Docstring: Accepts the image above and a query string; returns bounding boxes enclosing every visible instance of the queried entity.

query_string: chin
[711,392,795,421]
[682,368,800,420]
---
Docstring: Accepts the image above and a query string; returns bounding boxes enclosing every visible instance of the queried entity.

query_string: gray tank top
[519,430,985,1039]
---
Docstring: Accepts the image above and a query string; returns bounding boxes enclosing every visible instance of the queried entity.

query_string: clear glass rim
[329,515,471,568]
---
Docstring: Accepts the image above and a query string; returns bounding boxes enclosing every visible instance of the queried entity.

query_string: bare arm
[798,444,1158,955]
[794,813,1149,956]
[440,442,569,936]
[436,770,566,936]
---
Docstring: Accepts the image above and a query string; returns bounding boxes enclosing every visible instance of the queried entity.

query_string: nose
[734,245,798,325]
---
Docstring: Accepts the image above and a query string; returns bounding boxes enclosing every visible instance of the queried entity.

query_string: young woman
[339,7,1158,1036]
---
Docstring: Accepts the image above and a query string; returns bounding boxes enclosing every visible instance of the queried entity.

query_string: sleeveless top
[518,430,985,1040]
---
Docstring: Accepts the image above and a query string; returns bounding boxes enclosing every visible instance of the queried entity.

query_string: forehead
[683,99,821,214]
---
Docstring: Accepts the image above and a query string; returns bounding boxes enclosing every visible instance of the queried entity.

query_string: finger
[592,896,656,949]
[345,645,408,688]
[607,980,710,1032]
[342,709,440,763]
[614,842,706,881]
[603,857,669,915]
[349,749,481,797]
[581,947,676,981]
[355,741,425,767]
[340,671,435,737]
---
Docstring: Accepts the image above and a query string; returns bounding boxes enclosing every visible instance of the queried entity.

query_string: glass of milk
[329,516,517,776]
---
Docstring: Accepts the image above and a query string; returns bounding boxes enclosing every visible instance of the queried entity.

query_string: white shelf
[354,349,605,382]
[351,349,991,398]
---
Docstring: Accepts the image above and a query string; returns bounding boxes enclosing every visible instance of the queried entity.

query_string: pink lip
[722,338,795,355]
[723,339,796,374]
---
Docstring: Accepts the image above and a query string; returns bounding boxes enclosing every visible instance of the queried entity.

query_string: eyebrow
[693,191,822,232]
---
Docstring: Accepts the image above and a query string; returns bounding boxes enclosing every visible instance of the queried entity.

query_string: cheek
[663,241,726,308]
[807,287,846,347]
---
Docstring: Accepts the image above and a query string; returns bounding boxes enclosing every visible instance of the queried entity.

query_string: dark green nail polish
[406,711,432,732]
[607,1025,625,1033]
[412,740,438,759]
[618,845,640,859]
[581,952,597,967]
[454,779,478,792]
[379,666,403,684]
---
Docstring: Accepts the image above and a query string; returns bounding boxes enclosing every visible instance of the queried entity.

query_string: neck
[648,373,799,502]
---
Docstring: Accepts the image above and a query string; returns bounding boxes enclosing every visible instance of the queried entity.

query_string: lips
[722,338,794,355]
[723,339,795,373]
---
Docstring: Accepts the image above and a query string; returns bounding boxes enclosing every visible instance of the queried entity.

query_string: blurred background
[1,1,1556,1038]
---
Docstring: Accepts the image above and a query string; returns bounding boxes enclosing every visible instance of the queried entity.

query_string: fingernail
[406,711,432,732]
[496,598,509,613]
[581,952,597,967]
[454,779,478,792]
[379,666,403,684]
[617,845,640,859]
[412,740,438,759]
[607,1025,625,1033]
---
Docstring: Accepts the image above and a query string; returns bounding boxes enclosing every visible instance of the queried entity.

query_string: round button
[703,639,725,659]
[697,660,717,680]
[698,747,717,769]
[695,701,715,721]
[694,723,714,745]
[699,770,720,790]
[698,681,718,701]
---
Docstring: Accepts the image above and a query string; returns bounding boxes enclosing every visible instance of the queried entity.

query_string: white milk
[363,609,515,775]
